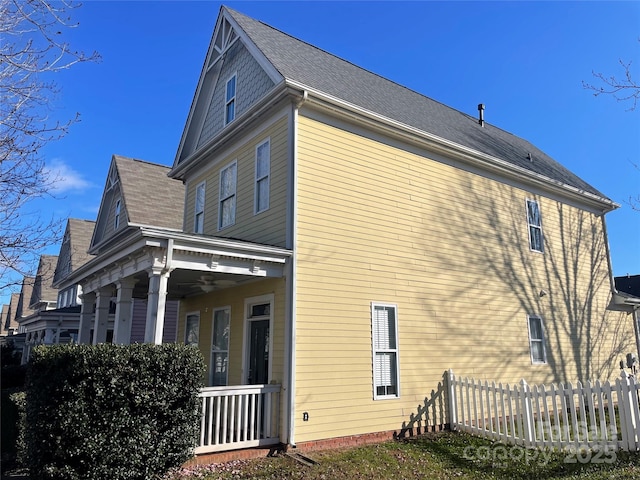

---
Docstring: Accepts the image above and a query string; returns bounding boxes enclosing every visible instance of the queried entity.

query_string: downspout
[601,215,640,358]
[285,89,307,448]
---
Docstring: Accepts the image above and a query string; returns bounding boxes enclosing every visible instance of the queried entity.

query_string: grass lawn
[164,432,640,480]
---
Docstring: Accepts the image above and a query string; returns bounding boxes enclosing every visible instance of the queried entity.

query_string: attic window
[225,74,237,125]
[114,198,121,229]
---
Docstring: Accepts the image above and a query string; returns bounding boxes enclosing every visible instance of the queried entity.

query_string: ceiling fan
[178,275,237,293]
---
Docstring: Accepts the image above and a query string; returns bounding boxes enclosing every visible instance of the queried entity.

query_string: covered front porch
[17,305,92,364]
[61,226,293,453]
[62,227,291,346]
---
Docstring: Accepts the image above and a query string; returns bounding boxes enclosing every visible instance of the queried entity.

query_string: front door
[247,319,269,384]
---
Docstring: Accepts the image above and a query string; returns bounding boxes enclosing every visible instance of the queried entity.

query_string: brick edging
[188,426,449,465]
[291,430,397,452]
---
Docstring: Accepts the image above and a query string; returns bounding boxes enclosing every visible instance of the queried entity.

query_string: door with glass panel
[246,301,271,385]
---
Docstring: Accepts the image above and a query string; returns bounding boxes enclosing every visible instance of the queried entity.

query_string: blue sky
[3,1,639,306]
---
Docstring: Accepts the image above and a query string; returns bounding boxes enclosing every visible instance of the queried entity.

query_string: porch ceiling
[128,269,262,300]
[74,227,291,300]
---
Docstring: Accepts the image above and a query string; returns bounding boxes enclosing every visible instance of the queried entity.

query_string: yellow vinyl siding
[183,115,288,247]
[293,114,632,443]
[176,277,286,386]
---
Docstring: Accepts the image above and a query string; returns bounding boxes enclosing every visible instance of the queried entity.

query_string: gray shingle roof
[67,219,96,272]
[30,255,58,308]
[16,277,35,319]
[4,293,20,332]
[226,7,607,200]
[114,156,184,231]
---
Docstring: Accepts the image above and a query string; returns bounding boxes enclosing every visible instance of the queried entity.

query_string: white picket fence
[196,384,281,454]
[446,370,640,452]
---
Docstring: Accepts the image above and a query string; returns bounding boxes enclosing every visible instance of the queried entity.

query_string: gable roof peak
[178,7,612,208]
[90,154,185,253]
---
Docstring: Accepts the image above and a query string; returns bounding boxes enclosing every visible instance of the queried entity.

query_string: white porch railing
[446,370,640,452]
[196,384,281,454]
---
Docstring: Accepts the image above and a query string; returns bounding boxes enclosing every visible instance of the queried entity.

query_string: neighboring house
[0,304,8,335]
[614,274,640,361]
[56,155,184,346]
[17,255,60,362]
[28,255,59,311]
[64,6,635,454]
[1,279,35,355]
[1,296,24,354]
[1,294,19,335]
[18,220,95,362]
[54,218,97,309]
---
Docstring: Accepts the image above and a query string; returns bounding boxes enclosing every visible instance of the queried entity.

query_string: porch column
[78,292,96,344]
[144,268,170,344]
[43,328,55,345]
[93,287,112,345]
[113,278,136,345]
[21,337,30,364]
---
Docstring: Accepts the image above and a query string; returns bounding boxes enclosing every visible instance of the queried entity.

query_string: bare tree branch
[582,42,640,111]
[0,0,99,293]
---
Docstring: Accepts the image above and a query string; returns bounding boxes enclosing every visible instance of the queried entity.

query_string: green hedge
[1,389,26,466]
[25,343,205,480]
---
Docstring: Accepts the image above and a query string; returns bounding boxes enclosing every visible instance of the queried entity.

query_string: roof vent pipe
[478,104,485,127]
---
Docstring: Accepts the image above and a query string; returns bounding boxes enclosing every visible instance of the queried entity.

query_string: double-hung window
[225,74,236,125]
[211,307,230,386]
[114,198,121,229]
[526,199,543,252]
[527,315,547,364]
[371,303,400,399]
[255,139,270,214]
[185,313,200,346]
[194,182,205,233]
[219,161,237,229]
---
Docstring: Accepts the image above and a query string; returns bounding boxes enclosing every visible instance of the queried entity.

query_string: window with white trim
[185,313,200,346]
[526,199,543,252]
[194,182,205,234]
[114,198,121,229]
[255,139,270,214]
[527,315,547,364]
[371,303,400,399]
[219,161,237,229]
[225,74,236,125]
[210,307,230,386]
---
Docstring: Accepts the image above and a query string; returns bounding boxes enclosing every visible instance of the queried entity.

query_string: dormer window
[114,199,121,229]
[225,74,237,125]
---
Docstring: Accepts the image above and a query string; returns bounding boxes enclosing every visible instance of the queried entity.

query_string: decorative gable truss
[174,7,282,166]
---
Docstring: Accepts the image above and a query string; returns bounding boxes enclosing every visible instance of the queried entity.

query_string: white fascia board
[59,234,158,291]
[140,227,292,262]
[613,292,640,306]
[286,79,618,214]
[127,223,183,233]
